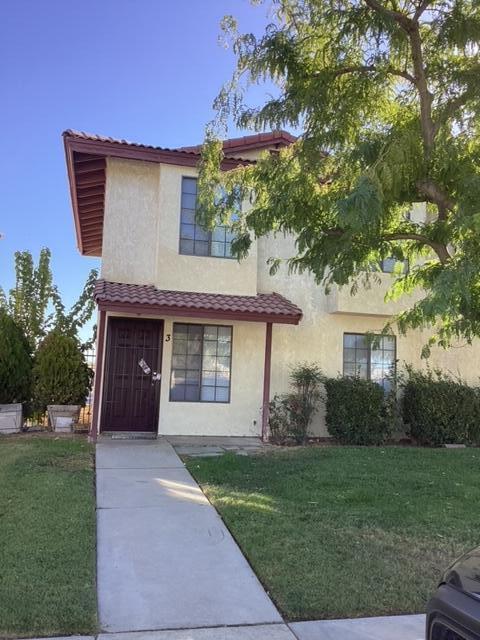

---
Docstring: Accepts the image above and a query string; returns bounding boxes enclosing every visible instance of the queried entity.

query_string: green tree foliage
[51,269,98,345]
[198,0,480,352]
[32,330,93,411]
[0,248,53,347]
[0,248,98,347]
[0,309,32,405]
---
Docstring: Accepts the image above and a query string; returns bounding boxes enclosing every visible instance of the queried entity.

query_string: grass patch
[187,447,480,621]
[0,436,97,638]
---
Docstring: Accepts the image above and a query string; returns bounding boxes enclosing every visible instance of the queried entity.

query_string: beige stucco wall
[102,158,257,295]
[102,159,160,285]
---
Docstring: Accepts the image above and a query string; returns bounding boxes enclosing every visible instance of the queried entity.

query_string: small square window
[211,242,226,257]
[201,371,216,386]
[215,387,229,402]
[180,208,196,225]
[179,239,194,255]
[201,386,215,402]
[204,326,218,340]
[182,178,197,195]
[195,226,209,242]
[194,241,209,256]
[212,227,226,242]
[170,323,232,403]
[218,327,232,340]
[181,193,197,210]
[343,333,396,389]
[180,223,195,240]
[179,177,240,258]
[185,385,200,402]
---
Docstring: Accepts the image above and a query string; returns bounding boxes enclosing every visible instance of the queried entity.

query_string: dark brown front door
[102,318,163,432]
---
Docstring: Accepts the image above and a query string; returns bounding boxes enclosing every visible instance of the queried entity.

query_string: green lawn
[187,447,480,621]
[0,436,97,638]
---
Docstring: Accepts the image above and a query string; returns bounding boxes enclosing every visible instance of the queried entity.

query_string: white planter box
[47,405,80,433]
[0,404,23,434]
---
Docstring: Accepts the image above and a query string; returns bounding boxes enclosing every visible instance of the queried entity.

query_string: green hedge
[0,309,32,406]
[402,369,480,446]
[324,377,390,445]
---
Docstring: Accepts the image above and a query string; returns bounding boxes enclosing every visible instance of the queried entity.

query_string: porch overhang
[90,280,302,443]
[94,280,303,325]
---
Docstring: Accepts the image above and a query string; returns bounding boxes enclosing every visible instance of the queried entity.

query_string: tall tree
[0,248,98,347]
[0,248,53,347]
[198,0,480,353]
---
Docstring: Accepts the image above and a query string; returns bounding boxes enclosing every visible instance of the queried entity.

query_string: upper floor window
[170,323,232,402]
[379,257,409,273]
[343,333,396,390]
[179,177,238,258]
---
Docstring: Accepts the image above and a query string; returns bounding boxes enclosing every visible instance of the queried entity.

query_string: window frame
[169,322,233,404]
[178,176,238,260]
[379,257,409,274]
[343,332,397,388]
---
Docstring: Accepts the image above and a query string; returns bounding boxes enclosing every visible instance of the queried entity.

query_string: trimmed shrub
[324,376,390,445]
[33,329,92,412]
[401,368,480,446]
[268,363,323,444]
[0,309,32,405]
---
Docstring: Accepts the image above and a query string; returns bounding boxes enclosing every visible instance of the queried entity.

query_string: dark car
[427,545,480,639]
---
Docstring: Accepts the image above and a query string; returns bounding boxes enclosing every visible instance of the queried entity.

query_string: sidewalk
[96,439,281,633]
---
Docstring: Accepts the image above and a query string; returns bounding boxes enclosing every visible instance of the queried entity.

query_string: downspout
[261,322,273,443]
[89,308,106,444]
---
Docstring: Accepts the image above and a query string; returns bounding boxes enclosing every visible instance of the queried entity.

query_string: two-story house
[63,129,480,440]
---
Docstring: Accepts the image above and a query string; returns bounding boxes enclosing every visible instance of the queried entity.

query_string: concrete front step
[100,432,158,440]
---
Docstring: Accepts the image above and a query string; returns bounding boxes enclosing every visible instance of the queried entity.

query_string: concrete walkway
[96,439,282,633]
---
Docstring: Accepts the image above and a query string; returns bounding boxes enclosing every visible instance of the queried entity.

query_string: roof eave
[64,135,85,255]
[97,300,302,325]
[63,133,252,170]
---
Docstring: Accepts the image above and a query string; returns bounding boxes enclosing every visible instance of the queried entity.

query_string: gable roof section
[94,279,303,325]
[63,129,296,257]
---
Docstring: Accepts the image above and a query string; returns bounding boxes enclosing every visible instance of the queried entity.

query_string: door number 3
[165,334,171,342]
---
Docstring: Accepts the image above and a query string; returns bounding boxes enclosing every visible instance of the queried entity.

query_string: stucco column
[90,308,106,443]
[261,322,273,442]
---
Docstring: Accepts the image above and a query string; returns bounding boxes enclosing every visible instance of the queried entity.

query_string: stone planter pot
[0,404,23,434]
[47,405,80,433]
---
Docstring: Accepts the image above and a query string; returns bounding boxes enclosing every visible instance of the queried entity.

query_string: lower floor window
[170,323,232,402]
[343,333,396,390]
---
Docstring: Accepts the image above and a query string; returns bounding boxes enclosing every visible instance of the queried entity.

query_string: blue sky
[0,0,273,338]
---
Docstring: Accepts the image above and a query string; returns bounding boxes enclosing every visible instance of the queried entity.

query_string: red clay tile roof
[64,129,180,150]
[94,280,302,325]
[65,129,296,157]
[180,130,297,155]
